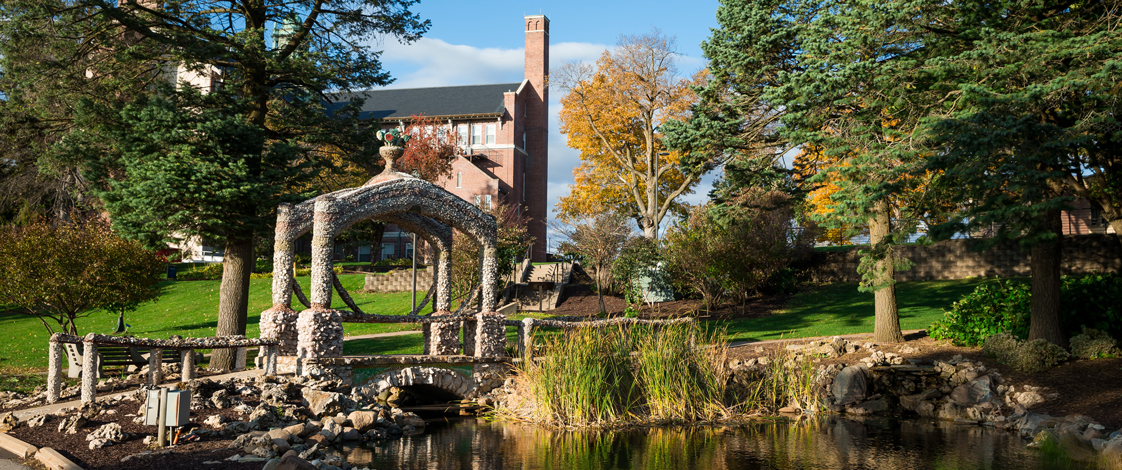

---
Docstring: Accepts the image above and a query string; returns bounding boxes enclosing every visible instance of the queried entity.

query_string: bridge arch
[354,366,476,402]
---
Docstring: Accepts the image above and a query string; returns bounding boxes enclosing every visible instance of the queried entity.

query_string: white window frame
[485,124,496,144]
[457,124,469,146]
[484,194,492,211]
[471,124,482,146]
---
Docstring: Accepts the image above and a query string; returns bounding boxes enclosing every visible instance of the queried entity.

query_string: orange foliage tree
[555,30,704,239]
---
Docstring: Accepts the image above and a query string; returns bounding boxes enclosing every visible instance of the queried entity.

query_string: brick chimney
[524,15,549,261]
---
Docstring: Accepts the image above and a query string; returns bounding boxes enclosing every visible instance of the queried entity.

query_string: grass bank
[719,278,995,342]
[0,273,421,370]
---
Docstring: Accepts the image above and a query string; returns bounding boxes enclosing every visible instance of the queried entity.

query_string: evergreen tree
[3,0,428,368]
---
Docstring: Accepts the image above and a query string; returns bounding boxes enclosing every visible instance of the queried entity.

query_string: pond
[327,416,1091,469]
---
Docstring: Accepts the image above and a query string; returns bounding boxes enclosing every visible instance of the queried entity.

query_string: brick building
[327,15,551,263]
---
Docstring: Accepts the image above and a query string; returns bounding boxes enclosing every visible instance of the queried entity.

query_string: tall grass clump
[736,350,823,413]
[634,325,730,421]
[515,324,731,426]
[522,326,637,426]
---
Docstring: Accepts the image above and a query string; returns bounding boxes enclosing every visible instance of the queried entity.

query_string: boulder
[272,438,291,454]
[1014,391,1045,409]
[0,412,20,432]
[320,419,340,442]
[393,412,426,432]
[301,389,344,417]
[348,411,378,433]
[27,414,49,428]
[89,438,112,449]
[340,428,362,441]
[277,454,318,470]
[268,428,294,442]
[203,414,226,428]
[950,376,992,406]
[57,414,87,435]
[848,399,888,415]
[86,422,127,443]
[831,366,867,406]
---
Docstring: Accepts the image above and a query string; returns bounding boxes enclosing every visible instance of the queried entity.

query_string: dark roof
[326,82,524,120]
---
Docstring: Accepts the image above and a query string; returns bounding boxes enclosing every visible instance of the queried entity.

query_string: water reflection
[335,416,1090,470]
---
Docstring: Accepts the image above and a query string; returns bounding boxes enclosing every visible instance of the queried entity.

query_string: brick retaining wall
[801,234,1122,284]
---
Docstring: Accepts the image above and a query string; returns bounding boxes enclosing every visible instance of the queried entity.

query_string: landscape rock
[831,366,868,406]
[89,438,112,449]
[57,414,87,434]
[0,412,20,432]
[268,428,294,442]
[1014,391,1045,409]
[340,428,362,441]
[393,412,425,432]
[86,422,127,443]
[950,376,993,406]
[203,414,226,428]
[348,410,378,432]
[277,454,318,470]
[272,438,291,454]
[26,414,49,428]
[302,389,344,416]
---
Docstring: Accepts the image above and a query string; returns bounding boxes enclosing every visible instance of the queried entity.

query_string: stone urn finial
[376,129,410,175]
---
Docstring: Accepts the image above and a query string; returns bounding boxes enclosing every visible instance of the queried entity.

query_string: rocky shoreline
[3,336,1122,468]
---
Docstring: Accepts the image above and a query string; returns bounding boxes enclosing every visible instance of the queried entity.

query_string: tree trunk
[210,237,253,370]
[1108,217,1122,246]
[642,222,657,240]
[869,200,904,343]
[1028,210,1066,347]
[369,221,386,264]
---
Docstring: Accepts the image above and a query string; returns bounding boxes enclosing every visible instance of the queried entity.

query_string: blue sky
[369,1,723,231]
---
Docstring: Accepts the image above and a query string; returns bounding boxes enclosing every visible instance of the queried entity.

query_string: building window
[484,194,492,211]
[456,172,462,188]
[381,242,395,260]
[1091,206,1104,227]
[406,242,414,260]
[522,131,527,150]
[471,124,482,145]
[474,195,481,207]
[522,172,526,201]
[485,124,496,144]
[457,124,468,145]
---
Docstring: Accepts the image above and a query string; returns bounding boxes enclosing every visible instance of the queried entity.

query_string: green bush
[981,332,1020,364]
[982,332,1069,373]
[1059,273,1122,340]
[372,258,412,267]
[929,273,1122,346]
[1069,327,1118,360]
[929,280,1031,346]
[1014,339,1069,373]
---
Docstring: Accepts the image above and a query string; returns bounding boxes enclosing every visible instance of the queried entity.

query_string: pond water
[332,416,1090,469]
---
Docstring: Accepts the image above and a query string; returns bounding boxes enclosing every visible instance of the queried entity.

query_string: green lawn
[0,273,421,370]
[0,275,999,371]
[718,278,997,342]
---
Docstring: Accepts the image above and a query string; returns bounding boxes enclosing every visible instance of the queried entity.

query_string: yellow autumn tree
[556,30,704,239]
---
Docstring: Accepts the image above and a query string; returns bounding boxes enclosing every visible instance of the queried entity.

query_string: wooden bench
[64,343,181,379]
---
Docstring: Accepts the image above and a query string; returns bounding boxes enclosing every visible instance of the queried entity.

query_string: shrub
[983,332,1069,373]
[982,332,1021,364]
[1069,327,1118,360]
[1059,273,1122,340]
[0,220,164,335]
[931,273,1122,347]
[929,281,1031,346]
[1014,339,1070,373]
[664,193,805,312]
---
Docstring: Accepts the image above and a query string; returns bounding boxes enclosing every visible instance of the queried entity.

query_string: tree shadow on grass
[345,335,424,355]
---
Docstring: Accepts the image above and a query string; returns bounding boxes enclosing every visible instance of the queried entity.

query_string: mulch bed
[8,396,264,470]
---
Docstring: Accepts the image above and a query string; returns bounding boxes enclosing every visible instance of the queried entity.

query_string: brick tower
[523,15,549,261]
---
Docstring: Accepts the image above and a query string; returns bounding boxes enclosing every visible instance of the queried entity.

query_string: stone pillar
[47,340,63,404]
[271,203,297,309]
[519,318,535,361]
[428,312,461,355]
[81,339,97,404]
[480,245,498,313]
[180,350,196,381]
[235,347,247,371]
[265,345,278,376]
[297,309,344,358]
[474,313,506,357]
[436,246,452,312]
[310,196,340,309]
[148,348,163,385]
[260,308,300,356]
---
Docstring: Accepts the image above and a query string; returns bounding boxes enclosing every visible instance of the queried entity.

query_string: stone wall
[362,268,434,293]
[801,234,1122,284]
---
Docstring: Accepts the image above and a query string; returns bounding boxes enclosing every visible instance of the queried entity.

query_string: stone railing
[507,316,695,360]
[47,333,279,404]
